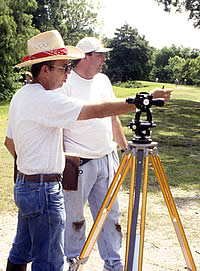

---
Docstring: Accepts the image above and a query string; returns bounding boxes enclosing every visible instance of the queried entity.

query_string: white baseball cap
[76,37,112,53]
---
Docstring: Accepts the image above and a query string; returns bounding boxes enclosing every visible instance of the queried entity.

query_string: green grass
[1,82,200,212]
[115,82,200,191]
[0,103,17,212]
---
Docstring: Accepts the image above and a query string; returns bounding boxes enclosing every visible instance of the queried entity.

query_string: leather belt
[18,172,62,183]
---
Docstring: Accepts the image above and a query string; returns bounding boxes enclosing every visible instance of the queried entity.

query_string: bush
[0,70,24,102]
[113,80,144,88]
[193,79,200,86]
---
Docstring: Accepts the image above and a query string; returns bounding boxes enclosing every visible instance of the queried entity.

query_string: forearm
[77,88,172,121]
[4,136,15,158]
[112,116,127,150]
[78,99,136,120]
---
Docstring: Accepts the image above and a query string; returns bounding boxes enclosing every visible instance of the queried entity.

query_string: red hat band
[21,47,68,63]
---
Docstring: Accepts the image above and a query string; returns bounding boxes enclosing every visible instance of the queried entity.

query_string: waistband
[80,158,92,166]
[18,172,62,183]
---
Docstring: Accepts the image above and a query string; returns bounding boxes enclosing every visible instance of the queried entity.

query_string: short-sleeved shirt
[6,83,83,174]
[61,71,117,158]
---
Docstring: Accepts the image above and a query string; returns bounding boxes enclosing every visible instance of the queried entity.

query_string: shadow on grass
[174,196,200,209]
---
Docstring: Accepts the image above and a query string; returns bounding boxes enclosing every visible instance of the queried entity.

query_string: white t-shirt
[61,71,117,158]
[6,83,83,174]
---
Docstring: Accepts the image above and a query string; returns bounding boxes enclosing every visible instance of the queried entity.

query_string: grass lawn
[115,81,200,191]
[0,103,16,212]
[0,81,200,212]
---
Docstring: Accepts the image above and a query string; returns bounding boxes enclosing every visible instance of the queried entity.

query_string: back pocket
[14,186,42,217]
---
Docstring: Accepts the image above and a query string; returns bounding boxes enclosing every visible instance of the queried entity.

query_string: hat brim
[15,46,85,68]
[95,48,112,53]
[85,48,112,53]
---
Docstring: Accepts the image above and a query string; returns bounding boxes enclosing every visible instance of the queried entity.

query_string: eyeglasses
[49,63,73,73]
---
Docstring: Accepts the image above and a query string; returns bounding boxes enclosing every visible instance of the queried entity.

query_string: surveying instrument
[70,92,196,271]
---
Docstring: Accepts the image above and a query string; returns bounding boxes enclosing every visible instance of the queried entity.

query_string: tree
[32,0,63,32]
[151,46,176,82]
[61,0,101,45]
[167,55,186,82]
[155,0,200,28]
[0,0,39,101]
[150,44,200,84]
[106,24,154,83]
[186,56,200,85]
[32,0,101,45]
[0,0,100,101]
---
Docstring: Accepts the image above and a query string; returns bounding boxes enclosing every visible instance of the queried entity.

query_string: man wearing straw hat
[4,29,85,271]
[4,29,172,271]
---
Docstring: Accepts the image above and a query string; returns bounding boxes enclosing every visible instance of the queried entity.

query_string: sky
[97,0,200,50]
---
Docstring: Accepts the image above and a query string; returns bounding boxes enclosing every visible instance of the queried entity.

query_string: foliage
[150,45,200,84]
[1,0,200,100]
[0,0,38,64]
[0,0,39,101]
[167,55,186,81]
[105,24,154,83]
[155,0,200,28]
[113,81,144,89]
[0,71,23,101]
[33,0,101,46]
[186,56,200,85]
[0,0,101,101]
[105,29,200,85]
[61,0,100,45]
[32,0,62,32]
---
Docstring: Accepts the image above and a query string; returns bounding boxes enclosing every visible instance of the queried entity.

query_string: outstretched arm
[78,88,173,121]
[78,98,136,120]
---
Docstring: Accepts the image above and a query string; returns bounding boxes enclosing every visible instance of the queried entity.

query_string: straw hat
[15,30,85,68]
[76,37,112,53]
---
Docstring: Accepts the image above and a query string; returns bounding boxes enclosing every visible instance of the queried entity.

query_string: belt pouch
[62,156,80,190]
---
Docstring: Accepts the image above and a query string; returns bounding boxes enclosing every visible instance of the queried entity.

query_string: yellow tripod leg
[125,153,136,271]
[150,150,196,271]
[138,154,149,271]
[78,152,133,269]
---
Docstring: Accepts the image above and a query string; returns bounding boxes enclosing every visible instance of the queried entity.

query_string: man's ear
[41,64,49,74]
[41,64,52,79]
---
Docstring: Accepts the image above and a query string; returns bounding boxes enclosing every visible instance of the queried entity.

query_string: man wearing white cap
[61,37,172,271]
[62,37,126,271]
[4,30,171,271]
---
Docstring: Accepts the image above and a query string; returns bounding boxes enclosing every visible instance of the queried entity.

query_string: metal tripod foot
[68,257,89,271]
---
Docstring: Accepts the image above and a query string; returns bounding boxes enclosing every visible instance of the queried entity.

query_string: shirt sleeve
[6,121,13,139]
[32,91,83,128]
[6,101,14,139]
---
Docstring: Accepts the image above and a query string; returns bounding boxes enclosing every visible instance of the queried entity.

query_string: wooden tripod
[70,141,196,271]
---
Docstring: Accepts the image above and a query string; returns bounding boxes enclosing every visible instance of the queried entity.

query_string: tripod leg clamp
[121,146,131,155]
[77,256,89,265]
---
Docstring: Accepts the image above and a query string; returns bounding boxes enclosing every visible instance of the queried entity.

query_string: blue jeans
[64,155,123,271]
[8,174,66,271]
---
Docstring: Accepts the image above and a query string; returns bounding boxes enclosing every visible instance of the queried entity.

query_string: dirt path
[0,189,199,271]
